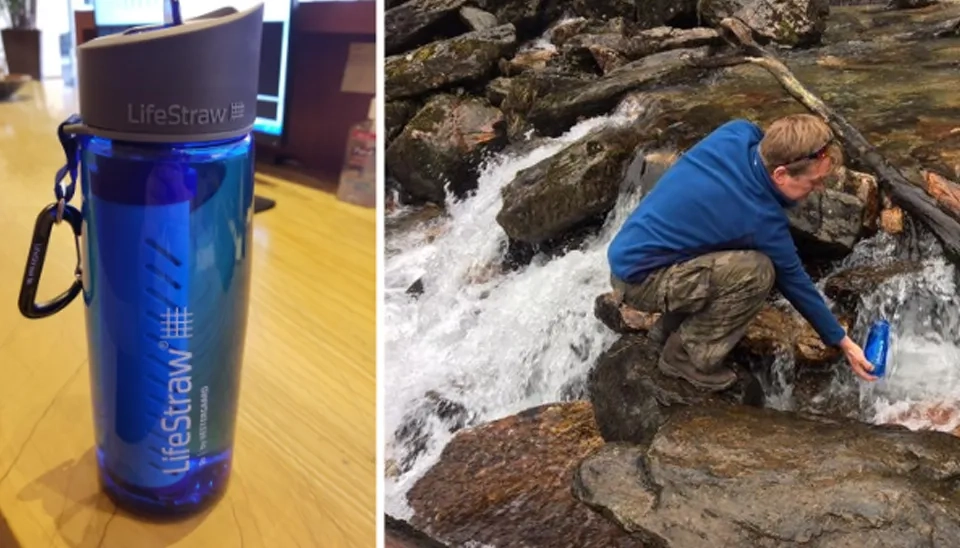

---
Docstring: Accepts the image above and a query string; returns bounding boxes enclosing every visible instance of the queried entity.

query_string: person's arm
[758,221,877,380]
[758,223,845,346]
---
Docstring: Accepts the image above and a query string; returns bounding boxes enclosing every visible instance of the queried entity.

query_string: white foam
[382,112,644,518]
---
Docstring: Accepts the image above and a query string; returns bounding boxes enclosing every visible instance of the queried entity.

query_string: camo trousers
[610,250,775,373]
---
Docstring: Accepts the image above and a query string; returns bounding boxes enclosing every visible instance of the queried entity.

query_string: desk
[0,81,377,547]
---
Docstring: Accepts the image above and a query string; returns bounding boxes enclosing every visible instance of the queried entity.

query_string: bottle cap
[76,4,264,143]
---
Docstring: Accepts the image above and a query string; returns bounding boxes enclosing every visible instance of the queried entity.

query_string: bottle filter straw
[74,3,263,516]
[864,319,891,377]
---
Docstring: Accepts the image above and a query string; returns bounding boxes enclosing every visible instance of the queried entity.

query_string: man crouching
[607,114,877,391]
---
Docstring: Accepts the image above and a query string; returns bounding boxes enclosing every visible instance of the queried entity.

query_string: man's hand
[838,336,878,382]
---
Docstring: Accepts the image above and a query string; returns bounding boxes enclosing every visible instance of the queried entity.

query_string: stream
[382,3,960,519]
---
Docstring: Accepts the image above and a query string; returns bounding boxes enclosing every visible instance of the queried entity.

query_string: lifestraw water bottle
[864,318,891,378]
[17,4,263,516]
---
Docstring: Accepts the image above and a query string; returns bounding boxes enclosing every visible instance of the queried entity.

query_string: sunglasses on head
[783,139,835,166]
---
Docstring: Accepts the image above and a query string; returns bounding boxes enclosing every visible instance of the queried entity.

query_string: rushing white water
[383,108,960,519]
[382,108,657,517]
[846,231,960,432]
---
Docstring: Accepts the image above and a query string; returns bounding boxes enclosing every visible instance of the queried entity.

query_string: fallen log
[717,16,960,263]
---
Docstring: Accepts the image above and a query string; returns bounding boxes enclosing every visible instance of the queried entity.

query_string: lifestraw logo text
[159,307,195,475]
[127,103,245,126]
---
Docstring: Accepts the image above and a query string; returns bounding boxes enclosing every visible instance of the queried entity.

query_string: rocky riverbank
[384,0,960,545]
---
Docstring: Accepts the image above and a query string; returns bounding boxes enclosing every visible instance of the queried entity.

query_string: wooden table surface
[0,81,377,547]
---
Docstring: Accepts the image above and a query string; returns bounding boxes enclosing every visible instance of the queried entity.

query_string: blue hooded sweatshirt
[607,119,846,347]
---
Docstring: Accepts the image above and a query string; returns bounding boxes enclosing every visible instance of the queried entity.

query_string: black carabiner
[18,203,84,319]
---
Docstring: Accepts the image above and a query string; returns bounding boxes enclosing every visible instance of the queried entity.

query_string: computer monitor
[250,0,296,146]
[92,0,162,27]
[90,0,296,145]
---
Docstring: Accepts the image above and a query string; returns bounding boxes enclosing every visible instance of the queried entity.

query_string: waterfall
[383,112,960,518]
[844,230,960,433]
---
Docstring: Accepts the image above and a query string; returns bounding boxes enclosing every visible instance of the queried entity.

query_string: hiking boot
[647,312,686,346]
[657,333,738,392]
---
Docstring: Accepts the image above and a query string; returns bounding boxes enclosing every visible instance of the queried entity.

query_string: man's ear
[770,165,788,184]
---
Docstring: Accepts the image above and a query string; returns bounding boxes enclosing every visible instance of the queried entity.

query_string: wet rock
[390,390,474,476]
[839,167,881,232]
[385,0,469,55]
[923,169,960,223]
[823,260,922,312]
[497,69,594,138]
[406,401,647,547]
[635,0,701,30]
[385,203,446,235]
[458,6,498,30]
[555,0,640,23]
[386,100,421,145]
[495,124,650,245]
[787,188,866,261]
[741,305,850,368]
[585,44,629,73]
[546,17,634,47]
[499,46,560,75]
[516,47,710,137]
[881,206,905,234]
[559,26,723,75]
[593,293,659,334]
[617,145,679,197]
[484,76,513,107]
[790,364,861,419]
[469,0,552,39]
[898,11,960,40]
[385,515,450,548]
[385,24,518,100]
[881,400,960,438]
[698,0,831,47]
[386,94,508,204]
[563,27,723,66]
[573,404,960,547]
[594,293,851,369]
[406,278,425,297]
[587,334,764,446]
[888,0,938,9]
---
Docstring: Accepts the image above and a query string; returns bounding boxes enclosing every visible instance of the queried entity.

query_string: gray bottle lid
[76,3,264,144]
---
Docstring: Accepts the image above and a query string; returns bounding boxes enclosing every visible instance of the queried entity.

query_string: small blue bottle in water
[864,319,891,377]
[17,4,264,517]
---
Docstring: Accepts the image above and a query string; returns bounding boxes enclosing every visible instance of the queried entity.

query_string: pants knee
[744,251,775,293]
[714,250,774,295]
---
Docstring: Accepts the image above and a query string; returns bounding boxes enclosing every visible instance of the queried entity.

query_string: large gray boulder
[587,334,764,446]
[787,188,866,260]
[385,24,518,100]
[698,0,831,47]
[386,94,507,204]
[495,124,650,245]
[406,401,648,547]
[384,0,467,55]
[513,47,710,137]
[574,404,960,547]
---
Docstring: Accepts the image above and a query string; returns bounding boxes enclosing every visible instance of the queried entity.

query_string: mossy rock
[698,0,830,47]
[385,24,518,100]
[386,93,508,203]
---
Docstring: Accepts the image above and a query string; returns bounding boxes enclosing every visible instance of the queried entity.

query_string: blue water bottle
[864,318,891,377]
[17,4,263,517]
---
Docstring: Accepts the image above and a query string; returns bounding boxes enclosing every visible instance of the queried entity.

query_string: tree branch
[717,17,960,262]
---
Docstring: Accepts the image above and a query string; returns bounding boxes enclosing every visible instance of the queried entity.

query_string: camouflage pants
[610,250,775,373]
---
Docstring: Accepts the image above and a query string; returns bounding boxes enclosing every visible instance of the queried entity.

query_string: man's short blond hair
[759,114,843,176]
